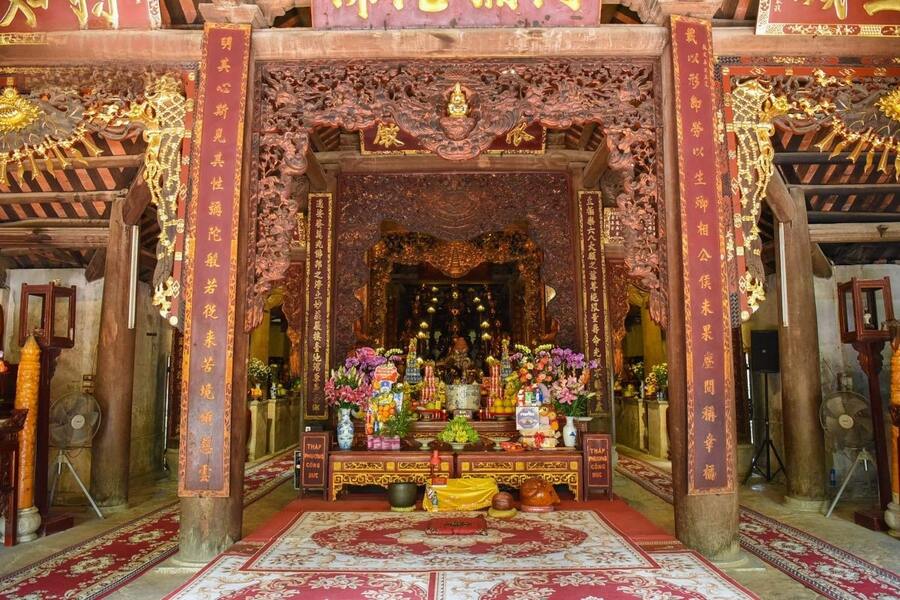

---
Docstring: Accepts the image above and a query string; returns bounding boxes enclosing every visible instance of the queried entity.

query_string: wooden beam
[17,153,143,174]
[810,243,833,279]
[808,222,900,244]
[305,147,328,192]
[122,170,151,226]
[581,140,610,189]
[765,170,796,224]
[577,123,597,150]
[772,151,852,165]
[0,218,109,229]
[313,149,592,172]
[796,184,900,196]
[0,190,124,206]
[0,227,109,249]
[85,248,107,282]
[3,27,895,65]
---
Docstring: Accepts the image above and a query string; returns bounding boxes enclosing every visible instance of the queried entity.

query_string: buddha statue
[447,83,469,119]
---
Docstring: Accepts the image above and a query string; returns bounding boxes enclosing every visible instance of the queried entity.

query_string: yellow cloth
[423,477,499,512]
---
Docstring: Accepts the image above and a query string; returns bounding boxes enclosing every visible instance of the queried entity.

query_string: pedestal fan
[48,391,104,518]
[820,389,875,518]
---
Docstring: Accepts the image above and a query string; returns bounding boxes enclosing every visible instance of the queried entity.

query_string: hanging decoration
[127,74,191,326]
[727,79,790,321]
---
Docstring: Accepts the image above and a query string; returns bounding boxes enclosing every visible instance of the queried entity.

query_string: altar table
[328,451,454,500]
[455,450,583,501]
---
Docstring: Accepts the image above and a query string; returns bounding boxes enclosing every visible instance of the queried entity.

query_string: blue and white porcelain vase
[336,407,354,450]
[562,415,578,448]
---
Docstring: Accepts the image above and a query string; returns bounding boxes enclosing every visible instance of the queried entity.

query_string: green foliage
[382,403,415,438]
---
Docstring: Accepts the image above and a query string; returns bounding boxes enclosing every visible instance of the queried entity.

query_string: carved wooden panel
[605,258,630,377]
[333,172,578,360]
[249,59,666,331]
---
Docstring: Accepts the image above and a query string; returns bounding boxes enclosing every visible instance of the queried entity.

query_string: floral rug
[616,453,900,600]
[0,449,295,600]
[166,510,757,600]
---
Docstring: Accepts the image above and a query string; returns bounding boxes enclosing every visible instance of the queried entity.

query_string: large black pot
[387,482,418,512]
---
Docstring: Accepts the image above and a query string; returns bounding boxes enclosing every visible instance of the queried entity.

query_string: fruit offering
[492,395,516,416]
[371,391,397,430]
[438,416,480,446]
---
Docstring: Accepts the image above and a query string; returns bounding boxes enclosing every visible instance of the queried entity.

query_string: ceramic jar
[562,415,578,448]
[336,407,354,450]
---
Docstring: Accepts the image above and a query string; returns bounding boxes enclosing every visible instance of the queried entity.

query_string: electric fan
[820,390,875,518]
[48,391,104,518]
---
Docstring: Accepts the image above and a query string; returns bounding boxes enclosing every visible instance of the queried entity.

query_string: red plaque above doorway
[756,0,900,36]
[360,121,545,155]
[312,0,601,30]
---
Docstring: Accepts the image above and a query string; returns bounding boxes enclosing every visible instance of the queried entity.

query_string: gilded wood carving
[250,59,667,330]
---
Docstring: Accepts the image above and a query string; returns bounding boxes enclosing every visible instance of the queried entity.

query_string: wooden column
[177,23,252,563]
[89,198,137,508]
[665,17,740,561]
[773,188,827,507]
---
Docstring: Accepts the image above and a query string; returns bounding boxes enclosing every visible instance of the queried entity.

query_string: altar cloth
[423,477,498,512]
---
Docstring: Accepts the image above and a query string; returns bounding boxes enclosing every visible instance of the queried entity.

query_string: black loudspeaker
[750,330,779,373]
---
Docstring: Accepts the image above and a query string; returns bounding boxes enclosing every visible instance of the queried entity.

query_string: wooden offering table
[455,450,583,501]
[329,451,454,501]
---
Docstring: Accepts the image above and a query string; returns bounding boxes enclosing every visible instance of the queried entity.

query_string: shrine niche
[359,227,555,356]
[248,58,667,332]
[332,172,579,361]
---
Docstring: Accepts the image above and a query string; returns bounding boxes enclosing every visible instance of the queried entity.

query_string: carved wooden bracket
[620,0,722,24]
[249,59,668,332]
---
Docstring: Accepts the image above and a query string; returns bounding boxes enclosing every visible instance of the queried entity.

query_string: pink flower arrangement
[324,366,372,410]
[344,346,403,385]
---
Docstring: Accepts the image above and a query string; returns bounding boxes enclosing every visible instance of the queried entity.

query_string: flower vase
[562,415,578,448]
[336,407,354,450]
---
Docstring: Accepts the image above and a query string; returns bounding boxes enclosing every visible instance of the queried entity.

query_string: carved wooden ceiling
[757,126,900,267]
[0,133,160,281]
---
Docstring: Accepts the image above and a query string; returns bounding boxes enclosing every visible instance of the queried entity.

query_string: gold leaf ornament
[0,87,41,134]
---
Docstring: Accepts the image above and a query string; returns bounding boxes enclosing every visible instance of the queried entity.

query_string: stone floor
[2,448,898,599]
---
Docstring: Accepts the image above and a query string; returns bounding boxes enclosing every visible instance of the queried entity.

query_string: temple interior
[0,4,899,600]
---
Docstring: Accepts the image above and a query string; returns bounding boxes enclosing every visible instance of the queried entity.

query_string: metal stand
[48,449,104,519]
[744,372,786,483]
[825,448,873,518]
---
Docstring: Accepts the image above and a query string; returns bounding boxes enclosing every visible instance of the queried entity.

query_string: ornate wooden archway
[245,58,668,332]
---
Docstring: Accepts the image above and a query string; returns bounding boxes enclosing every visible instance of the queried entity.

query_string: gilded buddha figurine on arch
[441,82,476,140]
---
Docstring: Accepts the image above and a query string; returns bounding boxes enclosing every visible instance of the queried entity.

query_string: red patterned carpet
[164,496,757,600]
[616,453,900,600]
[0,449,295,600]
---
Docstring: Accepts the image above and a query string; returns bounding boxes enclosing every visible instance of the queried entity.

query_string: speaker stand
[744,372,786,483]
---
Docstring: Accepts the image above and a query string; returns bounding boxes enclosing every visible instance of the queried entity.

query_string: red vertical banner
[178,23,251,497]
[577,190,608,415]
[304,193,334,420]
[671,16,735,495]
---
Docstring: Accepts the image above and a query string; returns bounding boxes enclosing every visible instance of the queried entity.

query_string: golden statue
[447,83,469,119]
